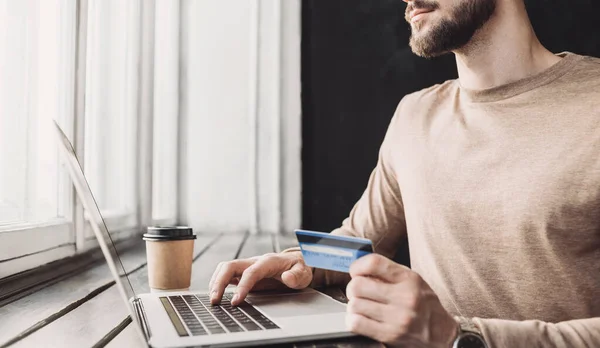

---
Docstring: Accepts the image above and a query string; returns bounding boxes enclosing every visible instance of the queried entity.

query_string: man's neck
[454,1,562,90]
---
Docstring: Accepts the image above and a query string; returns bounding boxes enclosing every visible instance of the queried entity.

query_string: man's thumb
[281,262,312,289]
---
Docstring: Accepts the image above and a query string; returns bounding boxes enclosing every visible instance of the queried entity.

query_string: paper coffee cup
[143,226,197,291]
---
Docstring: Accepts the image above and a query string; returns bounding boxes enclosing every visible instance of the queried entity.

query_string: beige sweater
[304,52,600,347]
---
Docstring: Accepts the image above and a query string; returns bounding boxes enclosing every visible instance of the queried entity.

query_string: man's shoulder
[558,53,600,90]
[395,79,459,114]
[578,54,600,69]
[406,79,458,101]
[385,80,459,134]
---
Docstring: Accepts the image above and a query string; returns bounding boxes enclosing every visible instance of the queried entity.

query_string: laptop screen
[53,120,139,313]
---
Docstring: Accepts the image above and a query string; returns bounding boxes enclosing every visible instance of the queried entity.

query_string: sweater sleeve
[473,317,600,348]
[285,107,409,288]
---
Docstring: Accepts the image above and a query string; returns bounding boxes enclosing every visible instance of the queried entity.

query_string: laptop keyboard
[163,293,280,336]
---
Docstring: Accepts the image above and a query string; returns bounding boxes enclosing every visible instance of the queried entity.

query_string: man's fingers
[346,313,402,345]
[208,262,225,293]
[281,261,312,289]
[349,254,409,283]
[347,297,414,325]
[209,252,308,306]
[231,258,278,305]
[346,313,388,342]
[346,276,389,304]
[346,298,390,322]
[210,260,253,304]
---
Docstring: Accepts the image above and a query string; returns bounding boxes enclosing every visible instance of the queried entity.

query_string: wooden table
[0,233,382,348]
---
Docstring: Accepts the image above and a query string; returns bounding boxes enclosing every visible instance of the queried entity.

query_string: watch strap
[455,316,483,336]
[453,316,488,348]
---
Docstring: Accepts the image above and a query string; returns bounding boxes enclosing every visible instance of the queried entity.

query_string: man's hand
[345,254,459,348]
[208,251,313,306]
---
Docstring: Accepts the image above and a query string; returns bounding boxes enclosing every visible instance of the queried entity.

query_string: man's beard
[407,0,497,58]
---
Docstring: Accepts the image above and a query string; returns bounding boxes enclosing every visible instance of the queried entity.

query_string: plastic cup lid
[143,226,196,241]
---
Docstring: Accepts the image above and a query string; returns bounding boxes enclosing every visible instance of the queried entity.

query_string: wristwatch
[452,317,488,348]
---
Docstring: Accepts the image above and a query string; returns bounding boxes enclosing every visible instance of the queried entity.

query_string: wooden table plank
[0,243,147,347]
[273,233,299,252]
[11,285,129,348]
[190,233,247,290]
[5,235,218,348]
[104,323,146,348]
[237,233,275,259]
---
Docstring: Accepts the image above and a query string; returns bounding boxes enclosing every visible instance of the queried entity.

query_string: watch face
[458,332,487,348]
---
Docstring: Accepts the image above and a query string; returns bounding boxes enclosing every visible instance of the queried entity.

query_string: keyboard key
[220,301,265,331]
[227,325,245,333]
[206,325,226,334]
[261,322,280,330]
[238,303,280,330]
[242,322,263,331]
[188,323,207,336]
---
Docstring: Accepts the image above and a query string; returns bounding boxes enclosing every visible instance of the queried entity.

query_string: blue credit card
[295,229,373,273]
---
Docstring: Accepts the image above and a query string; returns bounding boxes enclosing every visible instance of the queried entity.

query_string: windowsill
[0,220,75,279]
[0,218,71,233]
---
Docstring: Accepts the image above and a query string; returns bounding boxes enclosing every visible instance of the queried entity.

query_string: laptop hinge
[132,298,152,340]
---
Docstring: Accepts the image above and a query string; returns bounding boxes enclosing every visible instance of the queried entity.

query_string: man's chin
[408,23,454,58]
[409,36,450,59]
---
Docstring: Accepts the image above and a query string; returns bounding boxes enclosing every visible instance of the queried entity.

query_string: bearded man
[210,0,600,347]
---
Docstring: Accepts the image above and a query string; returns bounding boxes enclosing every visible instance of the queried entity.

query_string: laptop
[53,121,355,348]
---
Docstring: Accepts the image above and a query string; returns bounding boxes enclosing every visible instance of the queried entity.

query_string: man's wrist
[452,316,488,348]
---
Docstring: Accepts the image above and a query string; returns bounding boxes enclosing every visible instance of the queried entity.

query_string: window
[83,0,141,239]
[151,0,180,225]
[0,0,76,278]
[0,0,180,279]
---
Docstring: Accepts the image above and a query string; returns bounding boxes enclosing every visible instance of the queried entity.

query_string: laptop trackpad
[246,292,346,318]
